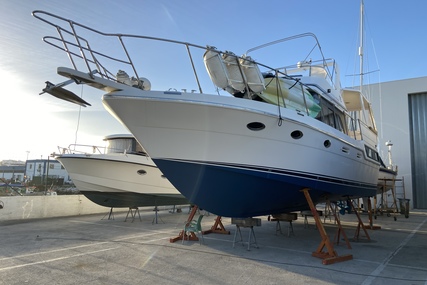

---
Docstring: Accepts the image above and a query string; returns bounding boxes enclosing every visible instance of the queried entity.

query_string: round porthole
[324,140,331,148]
[290,130,303,139]
[247,122,265,131]
[137,170,147,175]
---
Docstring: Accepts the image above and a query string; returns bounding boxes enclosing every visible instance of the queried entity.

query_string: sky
[0,0,426,162]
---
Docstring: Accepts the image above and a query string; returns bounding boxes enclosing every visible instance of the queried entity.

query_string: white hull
[55,152,188,207]
[56,153,175,194]
[104,90,378,184]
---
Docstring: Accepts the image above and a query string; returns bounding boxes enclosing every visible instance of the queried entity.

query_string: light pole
[385,140,394,169]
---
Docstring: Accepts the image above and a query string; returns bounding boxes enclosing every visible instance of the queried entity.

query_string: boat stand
[170,205,230,243]
[326,201,351,249]
[269,213,297,237]
[152,206,164,224]
[202,216,230,235]
[232,224,258,251]
[125,207,142,222]
[170,205,201,243]
[102,207,115,220]
[375,177,400,220]
[301,188,353,265]
[365,197,381,230]
[349,199,371,241]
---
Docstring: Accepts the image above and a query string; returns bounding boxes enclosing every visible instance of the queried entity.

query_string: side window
[334,112,347,134]
[365,146,379,162]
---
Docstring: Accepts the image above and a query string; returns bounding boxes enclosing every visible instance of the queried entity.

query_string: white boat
[34,10,380,217]
[53,134,188,208]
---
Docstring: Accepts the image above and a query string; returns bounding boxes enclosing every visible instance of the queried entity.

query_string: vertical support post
[328,201,351,249]
[365,197,381,230]
[350,199,371,241]
[301,188,353,265]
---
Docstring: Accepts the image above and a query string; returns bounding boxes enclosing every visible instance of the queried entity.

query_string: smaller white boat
[53,134,188,208]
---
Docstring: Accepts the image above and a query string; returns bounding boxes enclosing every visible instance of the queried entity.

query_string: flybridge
[34,10,376,147]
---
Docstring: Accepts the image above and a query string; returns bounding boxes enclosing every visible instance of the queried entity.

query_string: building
[0,165,25,182]
[24,158,71,185]
[368,76,427,209]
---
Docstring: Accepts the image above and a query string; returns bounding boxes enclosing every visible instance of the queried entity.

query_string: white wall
[0,195,109,221]
[367,76,427,207]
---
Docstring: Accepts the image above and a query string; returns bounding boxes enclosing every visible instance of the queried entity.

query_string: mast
[359,0,364,91]
[358,0,367,121]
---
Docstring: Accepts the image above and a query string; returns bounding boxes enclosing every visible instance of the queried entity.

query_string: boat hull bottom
[154,159,377,218]
[81,191,189,208]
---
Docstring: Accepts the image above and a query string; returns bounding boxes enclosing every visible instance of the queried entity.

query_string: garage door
[408,92,427,209]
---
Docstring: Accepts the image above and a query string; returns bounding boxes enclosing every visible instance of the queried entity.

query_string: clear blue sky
[0,0,426,161]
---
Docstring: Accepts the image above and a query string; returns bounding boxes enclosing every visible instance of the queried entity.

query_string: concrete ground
[1,207,426,285]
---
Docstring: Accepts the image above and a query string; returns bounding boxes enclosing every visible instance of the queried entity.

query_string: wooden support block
[202,216,230,235]
[321,254,353,265]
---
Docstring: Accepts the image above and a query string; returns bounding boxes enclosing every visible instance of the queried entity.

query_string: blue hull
[154,159,377,218]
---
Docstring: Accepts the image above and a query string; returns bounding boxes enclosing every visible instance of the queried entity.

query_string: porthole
[247,122,265,131]
[290,130,303,139]
[161,175,167,179]
[137,170,147,175]
[324,140,331,148]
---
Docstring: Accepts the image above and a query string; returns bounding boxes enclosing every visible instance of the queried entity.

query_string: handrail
[56,143,149,156]
[33,10,209,93]
[33,10,328,97]
[58,144,106,155]
[34,10,364,130]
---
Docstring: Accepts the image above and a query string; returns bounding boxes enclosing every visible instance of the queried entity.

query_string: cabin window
[247,122,265,131]
[324,140,331,148]
[365,146,380,162]
[107,138,135,154]
[291,130,303,139]
[334,113,347,133]
[316,97,347,134]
